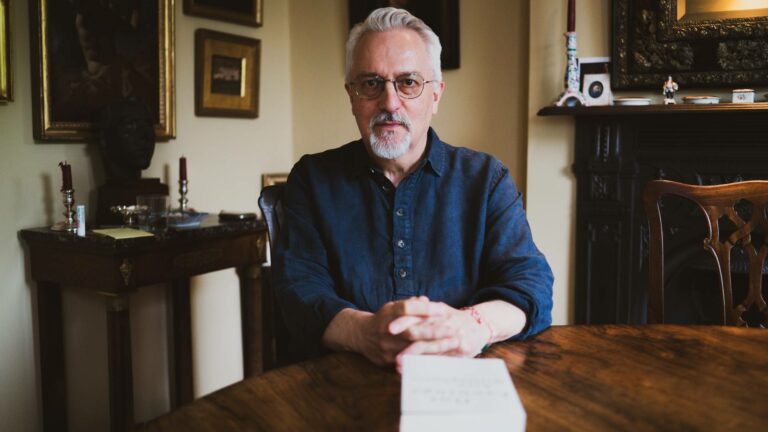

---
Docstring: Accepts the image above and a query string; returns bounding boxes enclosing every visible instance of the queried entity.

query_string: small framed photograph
[1,0,11,102]
[262,173,288,188]
[195,29,260,118]
[580,57,612,106]
[184,0,262,27]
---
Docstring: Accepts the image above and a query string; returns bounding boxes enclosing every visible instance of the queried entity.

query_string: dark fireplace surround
[539,104,768,325]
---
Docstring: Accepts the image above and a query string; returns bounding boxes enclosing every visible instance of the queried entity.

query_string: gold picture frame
[262,173,288,189]
[195,29,260,118]
[184,0,262,28]
[0,0,11,102]
[29,0,175,141]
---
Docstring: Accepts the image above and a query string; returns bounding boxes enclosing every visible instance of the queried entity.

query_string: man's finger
[397,337,460,358]
[388,315,423,335]
[397,299,453,317]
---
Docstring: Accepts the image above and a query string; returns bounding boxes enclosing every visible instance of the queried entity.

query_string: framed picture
[349,0,459,70]
[613,0,768,89]
[262,173,288,188]
[0,0,11,102]
[195,29,260,118]
[579,57,612,106]
[184,0,262,28]
[29,0,175,141]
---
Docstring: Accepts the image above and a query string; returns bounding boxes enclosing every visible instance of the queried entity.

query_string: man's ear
[345,83,355,105]
[431,81,446,114]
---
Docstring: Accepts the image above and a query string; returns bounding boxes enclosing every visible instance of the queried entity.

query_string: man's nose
[378,80,402,111]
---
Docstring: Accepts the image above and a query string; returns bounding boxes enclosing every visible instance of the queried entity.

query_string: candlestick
[179,156,187,182]
[567,0,575,32]
[59,161,72,191]
[554,31,587,107]
[178,179,189,213]
[50,188,78,233]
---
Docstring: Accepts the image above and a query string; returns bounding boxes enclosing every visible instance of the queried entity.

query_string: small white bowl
[614,97,651,106]
[682,96,720,104]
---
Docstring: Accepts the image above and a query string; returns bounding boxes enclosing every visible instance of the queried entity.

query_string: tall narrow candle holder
[50,189,79,233]
[178,179,189,214]
[555,31,587,107]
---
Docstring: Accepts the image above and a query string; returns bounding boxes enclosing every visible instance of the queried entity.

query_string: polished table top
[142,325,768,431]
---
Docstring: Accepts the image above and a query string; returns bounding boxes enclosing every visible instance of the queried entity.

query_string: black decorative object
[539,105,768,325]
[613,0,768,89]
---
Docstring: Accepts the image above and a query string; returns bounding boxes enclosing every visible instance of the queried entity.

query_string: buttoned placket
[391,169,423,300]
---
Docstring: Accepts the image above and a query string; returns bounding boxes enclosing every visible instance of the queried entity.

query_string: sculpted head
[99,99,156,180]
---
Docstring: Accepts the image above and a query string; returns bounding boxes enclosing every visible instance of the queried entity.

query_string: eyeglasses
[348,74,437,100]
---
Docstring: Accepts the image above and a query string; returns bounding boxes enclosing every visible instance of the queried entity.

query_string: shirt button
[399,269,407,279]
[397,239,406,248]
[396,208,405,217]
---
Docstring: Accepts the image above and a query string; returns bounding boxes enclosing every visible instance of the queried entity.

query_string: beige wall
[0,1,294,430]
[527,0,611,326]
[290,0,530,188]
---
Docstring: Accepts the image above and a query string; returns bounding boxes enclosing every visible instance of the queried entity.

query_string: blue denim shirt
[273,129,553,356]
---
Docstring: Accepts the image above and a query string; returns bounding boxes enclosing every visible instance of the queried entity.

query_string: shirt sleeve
[468,162,554,340]
[271,157,359,357]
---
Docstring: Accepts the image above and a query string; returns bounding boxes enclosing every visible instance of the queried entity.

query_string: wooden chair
[643,180,768,326]
[258,183,296,368]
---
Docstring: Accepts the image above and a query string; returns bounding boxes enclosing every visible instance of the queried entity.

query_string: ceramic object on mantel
[682,96,719,104]
[613,97,651,106]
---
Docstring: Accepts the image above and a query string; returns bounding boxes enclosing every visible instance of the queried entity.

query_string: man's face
[346,29,444,160]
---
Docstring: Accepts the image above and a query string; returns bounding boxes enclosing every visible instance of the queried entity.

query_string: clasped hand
[358,296,491,371]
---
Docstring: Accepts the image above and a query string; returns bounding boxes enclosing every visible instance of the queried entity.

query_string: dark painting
[194,0,255,14]
[46,1,160,124]
[211,55,243,96]
[349,0,460,70]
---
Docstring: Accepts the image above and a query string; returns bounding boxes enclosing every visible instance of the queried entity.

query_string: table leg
[167,280,194,408]
[238,265,264,376]
[106,295,134,432]
[37,281,68,432]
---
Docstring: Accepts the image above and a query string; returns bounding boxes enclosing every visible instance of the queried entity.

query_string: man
[273,7,553,370]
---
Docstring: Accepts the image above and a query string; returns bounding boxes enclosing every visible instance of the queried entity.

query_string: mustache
[369,111,412,131]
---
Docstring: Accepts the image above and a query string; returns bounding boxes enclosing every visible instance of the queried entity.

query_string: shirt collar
[348,127,445,177]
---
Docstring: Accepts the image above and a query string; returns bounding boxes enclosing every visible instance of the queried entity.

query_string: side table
[19,217,267,432]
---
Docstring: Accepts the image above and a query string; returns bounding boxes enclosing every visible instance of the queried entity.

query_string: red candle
[567,0,575,32]
[179,156,187,181]
[59,161,72,191]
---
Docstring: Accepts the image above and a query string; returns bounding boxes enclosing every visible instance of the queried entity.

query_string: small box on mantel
[732,89,755,103]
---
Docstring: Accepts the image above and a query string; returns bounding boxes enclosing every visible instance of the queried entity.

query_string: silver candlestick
[555,31,587,107]
[178,180,189,213]
[51,189,78,233]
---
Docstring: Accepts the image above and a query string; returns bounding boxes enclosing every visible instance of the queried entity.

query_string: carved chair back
[258,184,296,368]
[643,180,768,326]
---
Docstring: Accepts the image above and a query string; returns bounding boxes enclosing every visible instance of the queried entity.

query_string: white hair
[345,7,442,83]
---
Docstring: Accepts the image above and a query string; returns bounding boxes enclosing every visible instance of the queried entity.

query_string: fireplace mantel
[538,104,768,324]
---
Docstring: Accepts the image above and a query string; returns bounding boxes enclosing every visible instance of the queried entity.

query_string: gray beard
[368,112,412,160]
[369,130,412,160]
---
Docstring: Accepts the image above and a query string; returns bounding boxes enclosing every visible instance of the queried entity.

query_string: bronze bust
[95,99,168,225]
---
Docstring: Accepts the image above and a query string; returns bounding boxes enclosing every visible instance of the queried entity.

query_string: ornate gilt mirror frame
[613,0,768,89]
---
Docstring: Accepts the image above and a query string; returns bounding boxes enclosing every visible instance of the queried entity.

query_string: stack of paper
[400,355,526,432]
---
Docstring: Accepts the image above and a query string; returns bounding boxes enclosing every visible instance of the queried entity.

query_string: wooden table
[19,218,267,432]
[141,325,768,431]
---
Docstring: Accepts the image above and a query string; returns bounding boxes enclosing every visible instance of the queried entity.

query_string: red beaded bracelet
[461,306,495,352]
